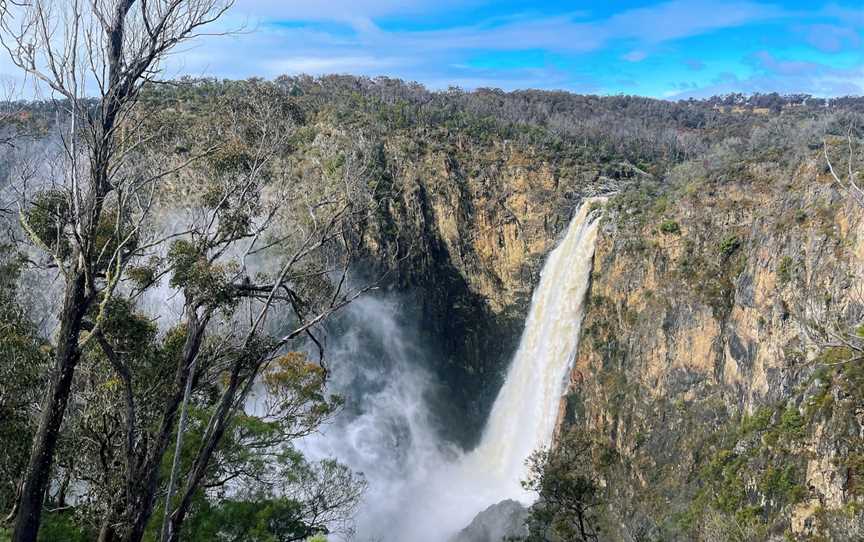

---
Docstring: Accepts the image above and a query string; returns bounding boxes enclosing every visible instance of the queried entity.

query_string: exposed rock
[450,499,529,542]
[565,162,864,538]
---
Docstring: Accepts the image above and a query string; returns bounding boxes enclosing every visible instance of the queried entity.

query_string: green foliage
[522,431,602,541]
[846,453,864,497]
[99,297,158,355]
[262,352,344,434]
[776,256,794,285]
[741,406,772,434]
[718,234,741,257]
[175,449,363,542]
[36,511,90,542]
[126,262,158,289]
[209,140,253,173]
[167,239,237,306]
[608,182,662,229]
[679,396,813,538]
[0,247,47,512]
[818,346,855,365]
[25,189,71,258]
[659,220,680,235]
[180,497,314,542]
[324,154,345,178]
[758,464,806,504]
[778,405,805,440]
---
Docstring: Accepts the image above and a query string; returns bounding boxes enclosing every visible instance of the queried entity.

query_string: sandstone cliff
[564,155,864,539]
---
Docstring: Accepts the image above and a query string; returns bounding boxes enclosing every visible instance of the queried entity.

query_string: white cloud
[231,0,480,22]
[623,50,648,62]
[265,55,401,74]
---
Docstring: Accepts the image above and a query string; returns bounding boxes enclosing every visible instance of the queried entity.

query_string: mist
[297,199,602,541]
[296,294,463,541]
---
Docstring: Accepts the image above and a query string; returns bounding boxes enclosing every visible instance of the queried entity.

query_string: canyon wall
[293,92,863,538]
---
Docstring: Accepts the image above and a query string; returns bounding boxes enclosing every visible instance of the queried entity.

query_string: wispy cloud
[3,0,859,98]
[801,23,862,53]
[623,50,648,62]
[750,50,825,76]
[671,54,864,98]
[169,0,803,93]
[349,1,788,54]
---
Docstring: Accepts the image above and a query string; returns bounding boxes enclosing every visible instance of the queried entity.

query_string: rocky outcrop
[451,500,529,542]
[565,159,864,540]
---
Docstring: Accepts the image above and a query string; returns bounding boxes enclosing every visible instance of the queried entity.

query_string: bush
[660,220,681,235]
[719,235,741,257]
[777,256,793,285]
[522,431,602,541]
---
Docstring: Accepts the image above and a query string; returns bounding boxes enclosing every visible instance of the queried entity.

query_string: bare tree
[0,1,233,540]
[1,78,379,542]
[794,129,864,363]
[825,129,863,209]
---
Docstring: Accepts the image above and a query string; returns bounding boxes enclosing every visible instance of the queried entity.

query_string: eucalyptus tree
[0,2,377,541]
[0,1,237,539]
[100,80,375,542]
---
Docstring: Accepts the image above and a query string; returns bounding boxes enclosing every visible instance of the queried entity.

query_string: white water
[456,197,603,501]
[300,198,603,541]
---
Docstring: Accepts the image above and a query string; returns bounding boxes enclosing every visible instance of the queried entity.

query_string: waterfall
[298,198,604,541]
[460,197,604,498]
[408,197,605,540]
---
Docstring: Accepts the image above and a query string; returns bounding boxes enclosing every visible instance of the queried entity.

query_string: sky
[5,1,864,99]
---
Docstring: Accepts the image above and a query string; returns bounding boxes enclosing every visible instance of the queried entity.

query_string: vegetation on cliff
[561,112,864,540]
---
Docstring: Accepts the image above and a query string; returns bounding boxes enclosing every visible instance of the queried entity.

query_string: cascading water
[299,198,603,541]
[459,197,604,499]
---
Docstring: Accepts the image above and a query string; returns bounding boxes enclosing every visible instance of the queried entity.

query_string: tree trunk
[123,306,207,542]
[159,354,198,542]
[13,272,88,542]
[167,360,245,542]
[97,519,116,542]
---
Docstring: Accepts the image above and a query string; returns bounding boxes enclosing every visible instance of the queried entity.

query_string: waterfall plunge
[460,197,604,500]
[299,199,603,541]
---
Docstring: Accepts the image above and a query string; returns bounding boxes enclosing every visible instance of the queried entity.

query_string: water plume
[300,198,604,541]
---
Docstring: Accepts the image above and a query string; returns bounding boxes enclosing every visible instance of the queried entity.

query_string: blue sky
[161,1,861,98]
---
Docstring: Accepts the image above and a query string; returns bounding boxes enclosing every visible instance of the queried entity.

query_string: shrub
[719,235,741,257]
[777,256,793,285]
[660,220,681,235]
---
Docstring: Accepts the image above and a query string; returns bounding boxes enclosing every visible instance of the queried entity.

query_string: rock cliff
[564,155,864,539]
[166,78,864,538]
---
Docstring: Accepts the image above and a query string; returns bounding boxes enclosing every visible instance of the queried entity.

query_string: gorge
[301,198,604,541]
[2,76,863,542]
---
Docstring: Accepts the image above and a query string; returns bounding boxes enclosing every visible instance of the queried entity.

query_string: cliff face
[207,79,862,537]
[363,141,607,443]
[294,120,616,442]
[565,159,864,540]
[287,86,863,538]
[338,133,864,538]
